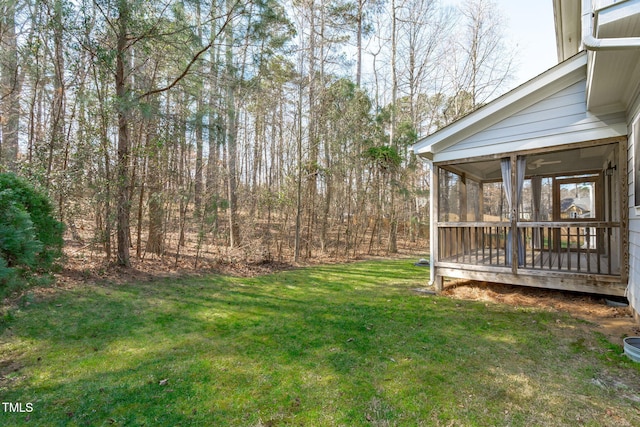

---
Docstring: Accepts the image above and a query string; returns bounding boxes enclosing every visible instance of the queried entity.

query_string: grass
[1,259,640,426]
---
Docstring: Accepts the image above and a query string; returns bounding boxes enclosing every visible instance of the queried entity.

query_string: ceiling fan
[528,158,561,170]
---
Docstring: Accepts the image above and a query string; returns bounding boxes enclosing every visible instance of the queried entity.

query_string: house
[412,0,640,317]
[561,197,592,218]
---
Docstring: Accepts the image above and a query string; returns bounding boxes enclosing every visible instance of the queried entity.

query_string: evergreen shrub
[0,173,64,288]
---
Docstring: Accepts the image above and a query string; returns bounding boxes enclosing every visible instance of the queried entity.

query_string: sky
[498,0,559,85]
[444,0,559,87]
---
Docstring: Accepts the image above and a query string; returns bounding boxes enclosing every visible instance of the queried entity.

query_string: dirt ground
[441,280,639,344]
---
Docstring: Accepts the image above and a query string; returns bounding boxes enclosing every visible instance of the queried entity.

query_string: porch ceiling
[449,143,616,182]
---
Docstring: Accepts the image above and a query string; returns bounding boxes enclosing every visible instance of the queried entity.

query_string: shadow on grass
[2,260,640,426]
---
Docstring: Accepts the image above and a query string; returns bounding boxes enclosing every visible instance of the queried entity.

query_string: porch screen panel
[531,176,542,248]
[501,159,512,217]
[501,157,526,265]
[516,158,526,210]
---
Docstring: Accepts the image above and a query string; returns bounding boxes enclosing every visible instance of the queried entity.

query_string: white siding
[628,94,640,317]
[435,79,627,163]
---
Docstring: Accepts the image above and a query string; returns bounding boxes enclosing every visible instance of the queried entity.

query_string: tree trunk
[305,0,319,259]
[47,0,65,188]
[0,1,20,170]
[387,0,399,253]
[147,145,165,256]
[206,13,222,232]
[294,50,304,262]
[194,2,204,215]
[225,0,240,248]
[115,1,131,267]
[356,0,364,87]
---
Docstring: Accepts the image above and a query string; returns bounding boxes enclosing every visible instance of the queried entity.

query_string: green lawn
[1,260,640,426]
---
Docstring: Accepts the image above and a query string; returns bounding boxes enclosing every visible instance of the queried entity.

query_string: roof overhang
[553,0,582,61]
[412,52,588,161]
[585,0,640,114]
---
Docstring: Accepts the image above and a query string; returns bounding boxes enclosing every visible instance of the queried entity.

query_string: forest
[0,0,515,271]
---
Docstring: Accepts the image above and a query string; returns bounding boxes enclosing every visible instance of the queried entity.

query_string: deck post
[429,162,439,288]
[511,154,518,275]
[433,273,444,292]
[460,173,467,222]
[620,137,629,284]
[478,182,484,221]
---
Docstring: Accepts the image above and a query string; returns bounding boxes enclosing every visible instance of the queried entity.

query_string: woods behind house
[0,0,514,267]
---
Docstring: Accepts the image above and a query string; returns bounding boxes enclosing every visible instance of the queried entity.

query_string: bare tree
[0,0,20,170]
[225,0,241,248]
[451,0,515,110]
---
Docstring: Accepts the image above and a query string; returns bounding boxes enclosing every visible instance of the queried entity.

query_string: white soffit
[597,0,640,28]
[587,0,640,113]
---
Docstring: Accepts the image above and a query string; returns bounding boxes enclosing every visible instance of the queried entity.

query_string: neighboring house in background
[561,197,592,218]
[412,0,640,319]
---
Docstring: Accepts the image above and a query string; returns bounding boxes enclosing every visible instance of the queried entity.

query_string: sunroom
[414,52,629,296]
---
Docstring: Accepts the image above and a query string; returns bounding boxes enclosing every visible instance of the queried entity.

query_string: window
[556,176,598,220]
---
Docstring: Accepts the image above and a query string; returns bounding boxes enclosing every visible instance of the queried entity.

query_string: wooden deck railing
[437,221,621,276]
[437,222,511,266]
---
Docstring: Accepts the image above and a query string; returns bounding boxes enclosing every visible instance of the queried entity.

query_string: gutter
[583,0,640,51]
[583,34,640,50]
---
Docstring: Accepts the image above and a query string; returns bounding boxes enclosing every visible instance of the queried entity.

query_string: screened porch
[431,140,628,296]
